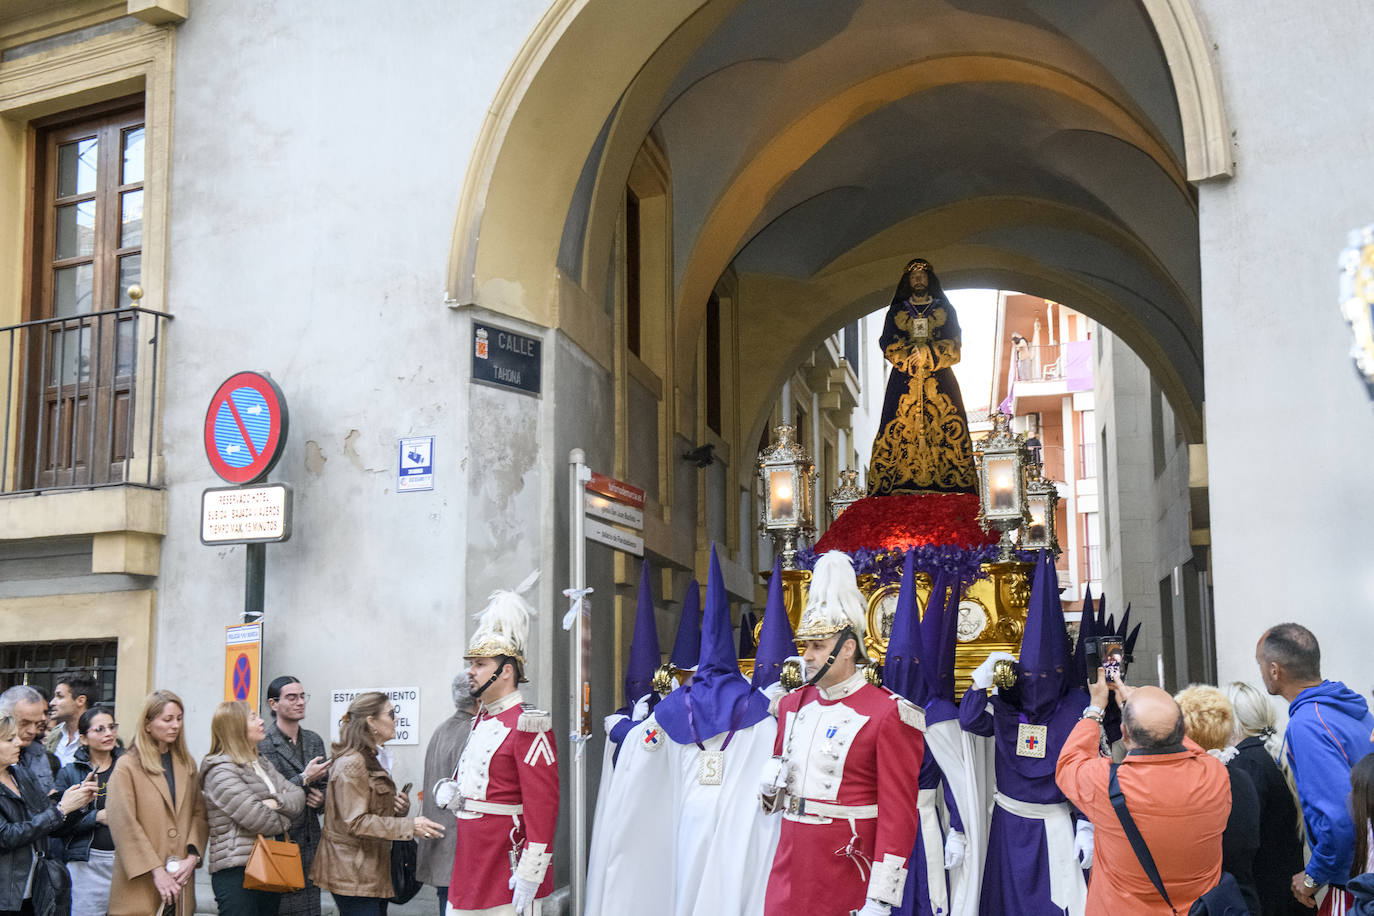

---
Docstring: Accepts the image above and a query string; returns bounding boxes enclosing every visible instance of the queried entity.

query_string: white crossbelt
[916,787,948,915]
[457,797,524,816]
[993,792,1085,915]
[782,796,879,823]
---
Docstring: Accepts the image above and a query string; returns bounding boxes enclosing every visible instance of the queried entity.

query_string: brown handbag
[243,834,305,893]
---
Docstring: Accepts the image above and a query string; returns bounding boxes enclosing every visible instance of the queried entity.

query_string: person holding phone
[259,675,331,916]
[311,692,445,916]
[53,707,123,916]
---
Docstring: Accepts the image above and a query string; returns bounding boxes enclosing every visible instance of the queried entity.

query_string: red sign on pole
[203,372,289,485]
[585,471,645,510]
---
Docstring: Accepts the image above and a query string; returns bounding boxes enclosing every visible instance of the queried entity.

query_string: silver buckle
[456,797,469,813]
[785,796,803,816]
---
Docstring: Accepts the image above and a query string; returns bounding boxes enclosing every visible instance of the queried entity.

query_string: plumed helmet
[465,570,539,663]
[795,551,868,659]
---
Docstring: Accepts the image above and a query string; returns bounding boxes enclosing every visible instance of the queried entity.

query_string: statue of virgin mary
[867,258,978,496]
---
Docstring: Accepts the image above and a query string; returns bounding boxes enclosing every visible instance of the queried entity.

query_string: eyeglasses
[86,724,118,735]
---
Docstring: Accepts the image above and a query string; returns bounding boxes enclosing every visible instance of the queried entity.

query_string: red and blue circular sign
[232,653,252,701]
[203,371,289,484]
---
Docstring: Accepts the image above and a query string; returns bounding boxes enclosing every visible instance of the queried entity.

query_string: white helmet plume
[466,570,539,663]
[795,551,868,656]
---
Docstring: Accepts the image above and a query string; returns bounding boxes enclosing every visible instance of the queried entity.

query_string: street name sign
[472,322,542,396]
[581,470,645,555]
[201,484,292,544]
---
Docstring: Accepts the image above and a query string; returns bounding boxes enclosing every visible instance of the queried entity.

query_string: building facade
[2,0,1373,895]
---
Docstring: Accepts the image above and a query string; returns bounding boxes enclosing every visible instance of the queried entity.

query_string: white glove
[760,756,787,797]
[603,712,630,734]
[971,651,1018,690]
[763,681,788,704]
[1074,819,1094,869]
[944,830,967,870]
[631,694,651,720]
[509,874,538,914]
[432,778,459,812]
[854,900,891,916]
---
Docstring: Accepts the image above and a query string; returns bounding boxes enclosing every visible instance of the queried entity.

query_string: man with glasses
[260,675,331,916]
[0,684,58,793]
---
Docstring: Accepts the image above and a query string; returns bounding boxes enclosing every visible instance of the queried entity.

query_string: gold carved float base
[749,561,1032,696]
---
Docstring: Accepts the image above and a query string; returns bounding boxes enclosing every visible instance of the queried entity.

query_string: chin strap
[471,657,509,699]
[807,627,856,687]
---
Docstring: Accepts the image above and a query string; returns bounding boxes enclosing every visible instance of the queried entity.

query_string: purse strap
[1108,763,1178,916]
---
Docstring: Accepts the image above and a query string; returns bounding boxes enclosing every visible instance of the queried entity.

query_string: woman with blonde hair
[1226,682,1307,914]
[311,692,445,916]
[202,701,305,915]
[106,689,209,916]
[1176,684,1262,914]
[0,713,96,916]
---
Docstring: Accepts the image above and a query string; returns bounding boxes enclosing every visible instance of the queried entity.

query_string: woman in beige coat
[106,689,209,916]
[311,691,446,916]
[202,700,305,915]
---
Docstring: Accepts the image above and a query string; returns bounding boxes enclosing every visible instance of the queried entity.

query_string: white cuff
[514,842,552,885]
[866,853,909,907]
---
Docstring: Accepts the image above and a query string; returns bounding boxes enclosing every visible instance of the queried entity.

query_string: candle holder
[757,425,816,569]
[828,468,864,521]
[975,410,1029,561]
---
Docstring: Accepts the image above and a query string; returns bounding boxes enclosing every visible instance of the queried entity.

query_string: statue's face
[907,262,929,292]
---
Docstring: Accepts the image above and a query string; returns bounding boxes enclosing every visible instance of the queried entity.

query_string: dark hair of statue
[1260,623,1321,682]
[890,257,949,306]
[1351,752,1374,879]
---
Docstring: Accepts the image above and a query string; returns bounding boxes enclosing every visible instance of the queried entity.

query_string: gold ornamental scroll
[749,562,1033,695]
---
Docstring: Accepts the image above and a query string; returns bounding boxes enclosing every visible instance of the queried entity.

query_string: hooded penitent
[654,545,770,743]
[752,556,797,691]
[608,562,664,753]
[883,549,930,705]
[671,579,702,671]
[1070,585,1096,688]
[918,566,963,723]
[1015,550,1073,720]
[465,570,538,663]
[795,550,869,661]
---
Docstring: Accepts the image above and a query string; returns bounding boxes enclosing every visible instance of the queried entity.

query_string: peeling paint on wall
[304,440,327,476]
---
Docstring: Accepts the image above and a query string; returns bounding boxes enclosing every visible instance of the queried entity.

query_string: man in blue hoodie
[1256,622,1374,911]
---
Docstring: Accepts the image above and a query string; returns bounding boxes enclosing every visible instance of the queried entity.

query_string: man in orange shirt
[1055,672,1232,914]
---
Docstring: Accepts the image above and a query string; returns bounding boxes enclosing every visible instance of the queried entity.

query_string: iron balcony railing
[1082,544,1102,582]
[1078,440,1096,479]
[1,307,171,494]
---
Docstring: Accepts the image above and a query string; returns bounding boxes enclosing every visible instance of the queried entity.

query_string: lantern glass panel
[1027,494,1048,542]
[986,455,1018,512]
[768,468,797,522]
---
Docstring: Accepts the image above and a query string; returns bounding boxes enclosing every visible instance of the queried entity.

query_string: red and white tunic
[448,690,559,914]
[764,670,926,916]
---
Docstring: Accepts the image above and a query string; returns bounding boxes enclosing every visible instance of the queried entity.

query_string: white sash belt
[782,797,879,823]
[917,787,949,915]
[456,797,523,817]
[993,792,1085,914]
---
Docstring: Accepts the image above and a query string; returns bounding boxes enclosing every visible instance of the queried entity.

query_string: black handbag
[390,838,422,904]
[30,843,71,916]
[1108,763,1251,915]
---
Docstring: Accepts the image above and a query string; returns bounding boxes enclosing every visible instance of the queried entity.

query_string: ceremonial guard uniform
[763,552,927,916]
[436,576,559,916]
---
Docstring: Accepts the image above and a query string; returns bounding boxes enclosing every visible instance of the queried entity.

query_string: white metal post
[568,448,589,916]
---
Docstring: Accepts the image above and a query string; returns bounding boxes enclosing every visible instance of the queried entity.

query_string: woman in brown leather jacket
[311,692,445,916]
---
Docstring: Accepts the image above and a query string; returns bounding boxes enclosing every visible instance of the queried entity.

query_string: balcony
[0,309,171,576]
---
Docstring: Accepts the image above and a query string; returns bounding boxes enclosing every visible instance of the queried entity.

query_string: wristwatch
[1302,873,1317,890]
[165,857,180,875]
[1082,704,1104,722]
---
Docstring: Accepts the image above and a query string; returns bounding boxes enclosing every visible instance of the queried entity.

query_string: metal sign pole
[244,542,265,624]
[568,449,590,916]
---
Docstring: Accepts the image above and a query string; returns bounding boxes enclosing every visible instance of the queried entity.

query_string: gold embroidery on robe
[868,306,977,495]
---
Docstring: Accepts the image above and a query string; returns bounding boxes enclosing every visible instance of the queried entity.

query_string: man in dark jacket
[417,675,476,914]
[0,685,56,794]
[1257,623,1374,910]
[259,675,331,916]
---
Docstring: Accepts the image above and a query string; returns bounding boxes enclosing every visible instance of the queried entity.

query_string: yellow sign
[224,623,262,705]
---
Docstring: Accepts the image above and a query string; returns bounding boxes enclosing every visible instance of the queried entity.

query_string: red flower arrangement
[814,492,997,554]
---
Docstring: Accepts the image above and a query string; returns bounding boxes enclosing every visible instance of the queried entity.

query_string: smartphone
[1085,636,1129,683]
[400,782,413,795]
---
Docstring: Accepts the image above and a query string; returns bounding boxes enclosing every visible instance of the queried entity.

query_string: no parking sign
[224,623,262,705]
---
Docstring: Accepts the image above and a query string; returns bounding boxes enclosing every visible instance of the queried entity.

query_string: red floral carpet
[814,492,996,554]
